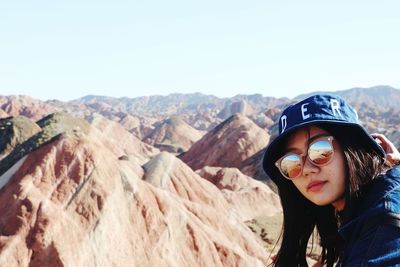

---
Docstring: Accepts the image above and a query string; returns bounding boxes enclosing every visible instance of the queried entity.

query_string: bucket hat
[262,93,385,182]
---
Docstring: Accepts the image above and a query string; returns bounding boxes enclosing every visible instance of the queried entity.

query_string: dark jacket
[337,165,400,266]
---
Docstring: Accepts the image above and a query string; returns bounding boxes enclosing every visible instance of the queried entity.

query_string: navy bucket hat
[262,93,385,182]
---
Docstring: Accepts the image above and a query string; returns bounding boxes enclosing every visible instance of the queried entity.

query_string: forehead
[285,126,330,146]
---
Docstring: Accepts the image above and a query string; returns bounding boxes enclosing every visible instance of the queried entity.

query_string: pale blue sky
[1,0,399,101]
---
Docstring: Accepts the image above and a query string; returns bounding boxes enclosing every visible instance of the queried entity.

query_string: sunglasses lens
[280,154,302,179]
[308,140,334,165]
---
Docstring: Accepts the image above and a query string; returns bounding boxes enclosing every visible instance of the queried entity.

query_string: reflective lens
[280,154,302,179]
[276,136,334,180]
[308,140,334,165]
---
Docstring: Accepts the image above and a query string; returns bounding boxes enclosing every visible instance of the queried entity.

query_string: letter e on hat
[301,103,310,120]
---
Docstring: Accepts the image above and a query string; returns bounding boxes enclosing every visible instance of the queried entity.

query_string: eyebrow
[284,133,331,153]
[309,133,330,142]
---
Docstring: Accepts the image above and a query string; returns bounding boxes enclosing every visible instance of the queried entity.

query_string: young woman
[262,93,400,266]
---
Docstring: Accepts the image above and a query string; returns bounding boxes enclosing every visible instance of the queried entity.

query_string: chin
[308,196,333,206]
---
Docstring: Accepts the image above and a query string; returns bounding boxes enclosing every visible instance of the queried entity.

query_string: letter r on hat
[330,98,342,117]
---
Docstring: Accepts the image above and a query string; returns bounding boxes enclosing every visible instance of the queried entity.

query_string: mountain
[64,93,290,132]
[0,112,91,176]
[86,113,159,164]
[217,100,255,120]
[0,95,54,121]
[0,126,271,266]
[179,114,270,171]
[196,166,281,221]
[143,116,206,153]
[0,116,41,159]
[72,93,224,118]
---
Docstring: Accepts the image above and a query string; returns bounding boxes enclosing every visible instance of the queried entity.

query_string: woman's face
[283,126,347,210]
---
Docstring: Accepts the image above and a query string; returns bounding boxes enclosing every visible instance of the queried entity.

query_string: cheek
[331,154,347,190]
[291,179,308,195]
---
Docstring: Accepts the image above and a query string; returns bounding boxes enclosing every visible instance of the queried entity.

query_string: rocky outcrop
[218,100,255,120]
[119,114,141,133]
[0,95,54,121]
[196,166,281,220]
[0,116,41,159]
[144,117,205,153]
[0,113,91,176]
[86,114,159,164]
[180,114,270,171]
[0,109,8,118]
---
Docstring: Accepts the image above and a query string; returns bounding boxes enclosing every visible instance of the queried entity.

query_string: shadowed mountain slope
[0,113,91,176]
[0,116,41,159]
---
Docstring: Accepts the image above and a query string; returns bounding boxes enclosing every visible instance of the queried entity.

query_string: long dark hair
[271,123,385,267]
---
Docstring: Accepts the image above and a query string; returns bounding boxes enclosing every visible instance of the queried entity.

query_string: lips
[307,180,327,192]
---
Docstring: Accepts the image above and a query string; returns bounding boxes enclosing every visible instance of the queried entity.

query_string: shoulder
[361,165,400,214]
[338,166,400,265]
[385,165,400,180]
[338,223,400,266]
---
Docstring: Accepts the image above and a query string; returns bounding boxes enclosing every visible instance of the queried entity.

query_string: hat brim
[262,120,386,183]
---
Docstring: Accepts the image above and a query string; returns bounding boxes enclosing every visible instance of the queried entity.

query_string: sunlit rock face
[0,109,8,119]
[217,100,255,120]
[0,95,54,121]
[0,127,269,266]
[143,116,206,154]
[196,166,281,221]
[86,113,159,164]
[180,114,270,171]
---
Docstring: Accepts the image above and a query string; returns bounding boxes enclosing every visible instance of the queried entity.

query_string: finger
[372,133,392,145]
[371,133,387,149]
[371,133,386,142]
[371,133,395,150]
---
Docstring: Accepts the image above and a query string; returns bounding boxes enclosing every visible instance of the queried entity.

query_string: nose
[302,157,320,177]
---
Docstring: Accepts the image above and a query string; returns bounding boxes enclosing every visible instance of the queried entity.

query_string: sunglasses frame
[275,136,335,180]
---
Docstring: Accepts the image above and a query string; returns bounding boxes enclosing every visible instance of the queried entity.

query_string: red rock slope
[196,166,281,221]
[143,116,205,153]
[180,114,270,171]
[0,130,270,266]
[0,95,54,121]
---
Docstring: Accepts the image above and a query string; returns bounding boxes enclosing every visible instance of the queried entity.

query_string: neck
[332,197,346,212]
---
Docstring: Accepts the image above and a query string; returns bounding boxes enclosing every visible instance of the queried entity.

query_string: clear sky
[1,0,399,101]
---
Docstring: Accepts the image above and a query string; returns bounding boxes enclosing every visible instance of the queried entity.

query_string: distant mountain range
[295,85,400,110]
[1,86,399,146]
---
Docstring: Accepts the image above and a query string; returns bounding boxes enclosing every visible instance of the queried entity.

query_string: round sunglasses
[275,136,335,180]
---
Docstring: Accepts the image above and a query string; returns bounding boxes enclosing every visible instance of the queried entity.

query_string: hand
[371,133,400,166]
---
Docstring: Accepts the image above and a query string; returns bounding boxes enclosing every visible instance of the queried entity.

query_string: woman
[262,93,400,266]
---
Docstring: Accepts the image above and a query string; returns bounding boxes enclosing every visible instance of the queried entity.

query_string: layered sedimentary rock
[143,117,205,153]
[196,166,281,221]
[218,100,255,120]
[180,114,270,171]
[0,124,270,266]
[0,95,54,121]
[87,114,159,164]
